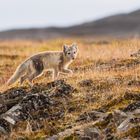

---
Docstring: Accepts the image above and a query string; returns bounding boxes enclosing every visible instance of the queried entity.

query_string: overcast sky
[0,0,140,31]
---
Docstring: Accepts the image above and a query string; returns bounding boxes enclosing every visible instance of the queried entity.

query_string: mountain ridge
[0,9,140,40]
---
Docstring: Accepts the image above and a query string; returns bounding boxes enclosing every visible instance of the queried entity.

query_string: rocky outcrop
[48,108,140,139]
[0,80,74,136]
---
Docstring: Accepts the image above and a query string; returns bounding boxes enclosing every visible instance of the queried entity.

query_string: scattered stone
[117,117,140,138]
[94,113,113,129]
[83,127,103,140]
[46,135,58,140]
[123,101,140,112]
[117,118,132,133]
[0,118,11,134]
[0,88,27,115]
[78,79,93,87]
[2,88,27,100]
[76,110,104,122]
[113,110,127,126]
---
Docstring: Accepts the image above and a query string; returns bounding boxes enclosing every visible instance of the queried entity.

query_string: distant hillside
[0,9,140,40]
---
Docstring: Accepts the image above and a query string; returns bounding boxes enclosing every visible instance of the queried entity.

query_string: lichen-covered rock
[0,80,75,135]
[113,110,127,126]
[123,101,140,112]
[117,118,140,138]
[0,88,27,115]
[0,119,11,134]
[76,110,104,122]
[0,93,53,135]
[82,127,104,140]
[2,93,53,125]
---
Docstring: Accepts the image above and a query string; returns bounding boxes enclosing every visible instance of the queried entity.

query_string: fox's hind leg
[28,71,41,87]
[27,58,44,86]
[19,66,31,85]
[20,74,28,85]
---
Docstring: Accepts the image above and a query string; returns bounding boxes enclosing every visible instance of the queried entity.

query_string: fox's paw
[69,69,73,74]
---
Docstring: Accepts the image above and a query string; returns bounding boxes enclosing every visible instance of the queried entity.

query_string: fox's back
[27,51,63,69]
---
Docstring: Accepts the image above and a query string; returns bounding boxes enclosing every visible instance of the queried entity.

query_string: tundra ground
[0,38,140,139]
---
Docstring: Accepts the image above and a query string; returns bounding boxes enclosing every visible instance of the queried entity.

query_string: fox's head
[63,43,78,60]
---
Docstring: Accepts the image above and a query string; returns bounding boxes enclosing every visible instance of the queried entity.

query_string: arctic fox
[7,43,78,86]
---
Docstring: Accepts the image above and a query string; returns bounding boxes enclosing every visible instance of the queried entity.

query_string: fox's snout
[72,57,75,60]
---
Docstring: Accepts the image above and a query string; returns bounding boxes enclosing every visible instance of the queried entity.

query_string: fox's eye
[67,52,71,55]
[74,52,76,54]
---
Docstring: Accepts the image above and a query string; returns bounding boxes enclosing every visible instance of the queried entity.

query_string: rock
[0,118,11,134]
[117,116,140,137]
[2,88,27,100]
[2,93,53,126]
[132,109,140,114]
[46,135,58,140]
[118,124,140,138]
[0,80,75,135]
[76,110,104,122]
[83,127,103,140]
[0,88,27,115]
[117,118,131,133]
[78,79,93,87]
[123,101,140,112]
[113,110,128,126]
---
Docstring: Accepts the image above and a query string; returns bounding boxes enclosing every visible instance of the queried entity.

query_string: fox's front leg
[52,68,59,80]
[61,68,73,74]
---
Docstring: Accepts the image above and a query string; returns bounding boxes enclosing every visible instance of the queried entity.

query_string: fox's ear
[72,43,77,46]
[72,43,78,50]
[63,45,68,53]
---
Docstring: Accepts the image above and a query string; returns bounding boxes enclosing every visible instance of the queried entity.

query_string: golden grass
[0,38,139,91]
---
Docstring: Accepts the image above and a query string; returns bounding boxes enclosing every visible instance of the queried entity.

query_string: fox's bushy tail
[7,64,26,85]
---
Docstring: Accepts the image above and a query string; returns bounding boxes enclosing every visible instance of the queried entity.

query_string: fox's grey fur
[7,43,78,86]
